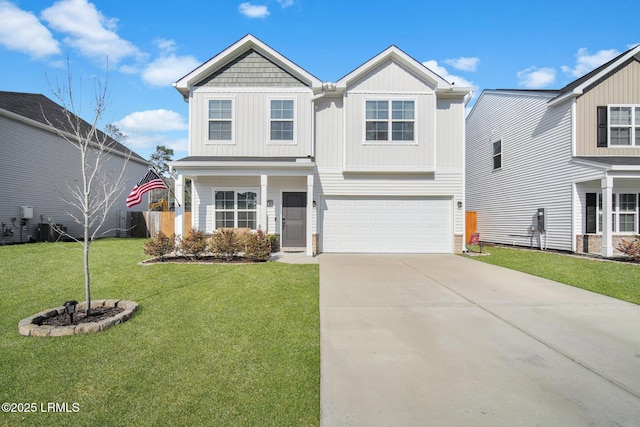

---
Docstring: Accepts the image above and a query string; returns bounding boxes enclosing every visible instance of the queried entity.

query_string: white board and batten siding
[342,60,437,173]
[314,59,466,253]
[466,91,594,251]
[189,49,314,158]
[189,89,314,158]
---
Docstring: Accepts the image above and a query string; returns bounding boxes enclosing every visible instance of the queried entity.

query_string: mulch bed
[142,255,265,264]
[40,307,125,327]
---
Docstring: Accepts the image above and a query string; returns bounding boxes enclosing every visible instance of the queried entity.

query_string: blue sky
[0,0,638,161]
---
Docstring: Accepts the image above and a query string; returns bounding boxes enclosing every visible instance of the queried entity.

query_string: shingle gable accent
[195,48,307,88]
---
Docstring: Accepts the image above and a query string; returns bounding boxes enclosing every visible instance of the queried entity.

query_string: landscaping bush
[210,229,244,261]
[244,229,272,261]
[617,237,640,262]
[179,228,209,259]
[143,231,176,260]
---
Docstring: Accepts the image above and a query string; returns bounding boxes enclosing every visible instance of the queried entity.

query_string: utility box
[20,206,33,219]
[537,208,545,232]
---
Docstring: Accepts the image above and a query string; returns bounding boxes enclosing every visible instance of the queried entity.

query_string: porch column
[174,172,185,237]
[306,174,314,256]
[601,176,613,257]
[260,174,268,233]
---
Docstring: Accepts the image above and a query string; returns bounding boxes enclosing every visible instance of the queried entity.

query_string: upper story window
[492,140,502,170]
[365,100,415,142]
[597,105,640,147]
[270,99,294,142]
[208,99,233,142]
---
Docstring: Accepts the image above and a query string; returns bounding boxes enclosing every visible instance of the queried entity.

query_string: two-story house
[0,91,148,243]
[466,44,640,257]
[171,35,471,255]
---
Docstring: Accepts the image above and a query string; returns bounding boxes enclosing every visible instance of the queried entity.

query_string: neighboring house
[0,91,149,244]
[171,35,471,255]
[466,45,640,257]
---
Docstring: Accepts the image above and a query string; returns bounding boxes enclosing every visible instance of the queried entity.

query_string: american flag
[126,170,168,208]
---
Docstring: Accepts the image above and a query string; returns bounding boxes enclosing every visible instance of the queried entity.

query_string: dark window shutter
[597,106,608,147]
[586,193,597,233]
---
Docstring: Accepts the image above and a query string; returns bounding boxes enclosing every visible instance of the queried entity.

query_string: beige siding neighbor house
[466,44,640,257]
[171,35,471,255]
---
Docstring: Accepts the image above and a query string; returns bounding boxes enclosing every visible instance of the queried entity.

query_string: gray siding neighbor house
[0,91,149,244]
[466,45,640,257]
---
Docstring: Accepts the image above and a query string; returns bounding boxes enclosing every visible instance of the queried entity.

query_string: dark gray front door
[282,192,306,249]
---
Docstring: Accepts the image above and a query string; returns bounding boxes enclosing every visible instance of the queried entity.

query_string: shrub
[179,228,209,259]
[244,229,272,262]
[617,238,640,262]
[144,232,176,260]
[210,229,243,261]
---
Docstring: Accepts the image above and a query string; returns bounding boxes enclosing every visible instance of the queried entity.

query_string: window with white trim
[214,190,258,230]
[599,105,640,147]
[597,193,638,233]
[208,99,233,141]
[492,140,502,170]
[270,99,294,141]
[365,100,415,142]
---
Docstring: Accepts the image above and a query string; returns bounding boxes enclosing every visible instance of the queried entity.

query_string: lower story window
[214,190,258,230]
[597,193,638,233]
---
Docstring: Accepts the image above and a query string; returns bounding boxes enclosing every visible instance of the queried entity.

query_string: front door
[282,192,306,250]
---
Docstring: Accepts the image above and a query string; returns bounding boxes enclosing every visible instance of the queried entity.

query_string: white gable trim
[548,45,640,107]
[174,34,322,98]
[336,46,471,97]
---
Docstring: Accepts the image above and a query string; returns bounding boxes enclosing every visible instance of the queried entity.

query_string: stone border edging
[18,300,138,337]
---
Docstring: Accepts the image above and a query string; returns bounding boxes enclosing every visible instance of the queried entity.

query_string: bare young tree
[44,69,130,315]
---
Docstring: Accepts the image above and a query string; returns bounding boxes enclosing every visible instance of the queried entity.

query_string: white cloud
[116,109,189,155]
[560,47,620,78]
[444,56,479,72]
[155,38,176,54]
[115,109,188,133]
[239,2,269,18]
[422,59,475,88]
[141,53,201,87]
[277,0,294,7]
[0,1,60,58]
[517,66,556,88]
[40,0,142,65]
[124,133,188,155]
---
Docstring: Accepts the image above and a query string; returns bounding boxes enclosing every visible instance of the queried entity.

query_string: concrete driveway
[319,254,640,426]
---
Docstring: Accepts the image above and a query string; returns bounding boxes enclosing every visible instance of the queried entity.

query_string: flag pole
[149,166,182,208]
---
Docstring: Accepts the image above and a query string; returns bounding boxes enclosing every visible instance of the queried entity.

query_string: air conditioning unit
[38,223,67,242]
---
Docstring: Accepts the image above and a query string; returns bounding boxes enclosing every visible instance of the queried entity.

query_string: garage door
[321,197,452,253]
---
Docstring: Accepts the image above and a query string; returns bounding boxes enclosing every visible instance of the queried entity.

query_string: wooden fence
[144,212,192,237]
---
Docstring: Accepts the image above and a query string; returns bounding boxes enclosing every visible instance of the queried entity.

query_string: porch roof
[573,157,640,172]
[169,156,315,176]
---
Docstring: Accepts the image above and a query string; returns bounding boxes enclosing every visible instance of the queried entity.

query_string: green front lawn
[465,245,640,304]
[0,239,319,426]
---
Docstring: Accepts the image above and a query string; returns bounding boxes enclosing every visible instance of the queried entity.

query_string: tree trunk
[84,225,91,316]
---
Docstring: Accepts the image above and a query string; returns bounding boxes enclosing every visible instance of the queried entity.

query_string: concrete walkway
[319,254,640,426]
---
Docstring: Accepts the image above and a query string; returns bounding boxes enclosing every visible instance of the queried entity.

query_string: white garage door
[321,197,452,253]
